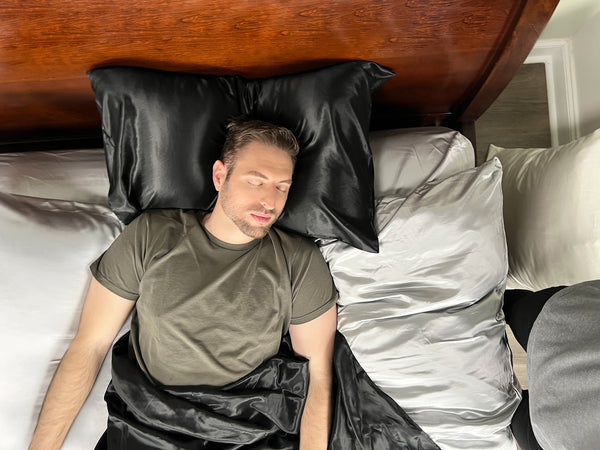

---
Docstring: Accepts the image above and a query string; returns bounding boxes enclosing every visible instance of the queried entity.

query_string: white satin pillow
[0,148,109,205]
[0,192,125,449]
[488,128,600,291]
[370,127,475,198]
[320,160,520,449]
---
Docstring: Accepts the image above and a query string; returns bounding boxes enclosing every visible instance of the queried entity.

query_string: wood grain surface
[0,0,559,148]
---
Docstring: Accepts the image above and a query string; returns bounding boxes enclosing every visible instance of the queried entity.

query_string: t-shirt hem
[91,272,138,301]
[290,296,337,325]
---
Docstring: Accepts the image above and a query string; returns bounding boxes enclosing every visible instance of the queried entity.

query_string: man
[29,118,338,449]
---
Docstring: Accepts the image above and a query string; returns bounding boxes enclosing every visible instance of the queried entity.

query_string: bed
[6,0,596,449]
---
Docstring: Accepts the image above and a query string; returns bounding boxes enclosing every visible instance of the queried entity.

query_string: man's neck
[201,210,256,245]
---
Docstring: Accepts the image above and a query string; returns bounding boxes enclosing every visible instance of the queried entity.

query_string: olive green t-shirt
[91,209,337,386]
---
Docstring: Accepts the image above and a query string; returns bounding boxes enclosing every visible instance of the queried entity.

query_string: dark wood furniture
[0,0,559,150]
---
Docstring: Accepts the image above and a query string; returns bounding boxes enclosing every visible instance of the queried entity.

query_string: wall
[529,3,600,143]
[540,0,600,40]
[526,40,576,146]
[571,12,600,136]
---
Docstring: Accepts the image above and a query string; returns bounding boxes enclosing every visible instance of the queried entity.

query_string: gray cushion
[528,280,600,450]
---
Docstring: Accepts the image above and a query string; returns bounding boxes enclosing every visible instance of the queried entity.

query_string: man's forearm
[299,370,333,450]
[29,338,107,450]
[289,305,337,449]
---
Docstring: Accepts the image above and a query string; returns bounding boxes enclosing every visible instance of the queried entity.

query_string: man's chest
[137,242,294,333]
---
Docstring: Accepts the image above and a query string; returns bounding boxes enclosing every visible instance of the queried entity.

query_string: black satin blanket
[96,331,440,449]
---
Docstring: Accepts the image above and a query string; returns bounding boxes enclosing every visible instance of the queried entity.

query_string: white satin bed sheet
[0,193,125,449]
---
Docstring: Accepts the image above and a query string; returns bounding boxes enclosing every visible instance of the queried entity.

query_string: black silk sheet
[97,332,440,449]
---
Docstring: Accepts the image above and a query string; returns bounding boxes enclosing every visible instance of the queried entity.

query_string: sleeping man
[29,118,338,449]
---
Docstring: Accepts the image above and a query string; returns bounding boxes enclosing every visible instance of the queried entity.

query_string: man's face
[216,141,294,240]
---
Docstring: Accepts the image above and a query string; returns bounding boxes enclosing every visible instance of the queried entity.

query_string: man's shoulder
[270,226,316,250]
[269,228,322,266]
[133,209,200,227]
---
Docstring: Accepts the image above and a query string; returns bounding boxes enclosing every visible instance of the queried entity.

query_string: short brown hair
[221,117,299,170]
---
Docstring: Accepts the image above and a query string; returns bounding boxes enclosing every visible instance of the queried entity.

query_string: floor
[475,62,551,164]
[507,326,527,450]
[507,325,528,389]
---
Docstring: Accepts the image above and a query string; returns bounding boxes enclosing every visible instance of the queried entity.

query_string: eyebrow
[245,170,292,184]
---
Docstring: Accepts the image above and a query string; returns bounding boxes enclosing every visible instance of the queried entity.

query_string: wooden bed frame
[0,0,559,151]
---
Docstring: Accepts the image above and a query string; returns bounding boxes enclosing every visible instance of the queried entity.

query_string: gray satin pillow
[319,159,520,449]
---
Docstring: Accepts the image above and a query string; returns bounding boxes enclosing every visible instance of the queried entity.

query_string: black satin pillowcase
[88,61,393,252]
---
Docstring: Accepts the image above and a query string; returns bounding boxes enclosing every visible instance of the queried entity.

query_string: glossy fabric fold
[99,332,440,449]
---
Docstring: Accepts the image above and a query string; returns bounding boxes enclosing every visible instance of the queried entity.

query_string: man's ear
[212,160,227,191]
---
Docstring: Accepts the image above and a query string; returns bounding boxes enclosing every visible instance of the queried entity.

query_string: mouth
[250,212,272,225]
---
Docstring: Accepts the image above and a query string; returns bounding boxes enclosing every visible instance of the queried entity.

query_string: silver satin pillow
[320,159,520,449]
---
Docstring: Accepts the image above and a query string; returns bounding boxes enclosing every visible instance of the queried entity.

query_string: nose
[260,187,277,211]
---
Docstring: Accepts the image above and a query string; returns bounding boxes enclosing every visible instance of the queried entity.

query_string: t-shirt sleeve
[90,213,149,301]
[289,239,338,325]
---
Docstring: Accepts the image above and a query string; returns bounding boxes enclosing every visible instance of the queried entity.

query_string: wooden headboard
[0,0,558,150]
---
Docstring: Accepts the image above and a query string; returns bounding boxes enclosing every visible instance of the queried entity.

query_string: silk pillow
[89,61,394,251]
[319,160,520,449]
[487,128,600,290]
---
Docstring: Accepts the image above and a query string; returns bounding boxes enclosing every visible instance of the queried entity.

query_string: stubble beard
[219,186,278,240]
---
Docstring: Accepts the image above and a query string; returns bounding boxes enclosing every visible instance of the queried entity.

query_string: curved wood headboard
[0,0,558,149]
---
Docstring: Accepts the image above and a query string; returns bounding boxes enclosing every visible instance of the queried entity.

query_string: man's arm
[289,305,337,450]
[29,278,134,450]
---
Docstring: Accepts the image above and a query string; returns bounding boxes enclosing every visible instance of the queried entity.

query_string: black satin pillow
[89,61,393,251]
